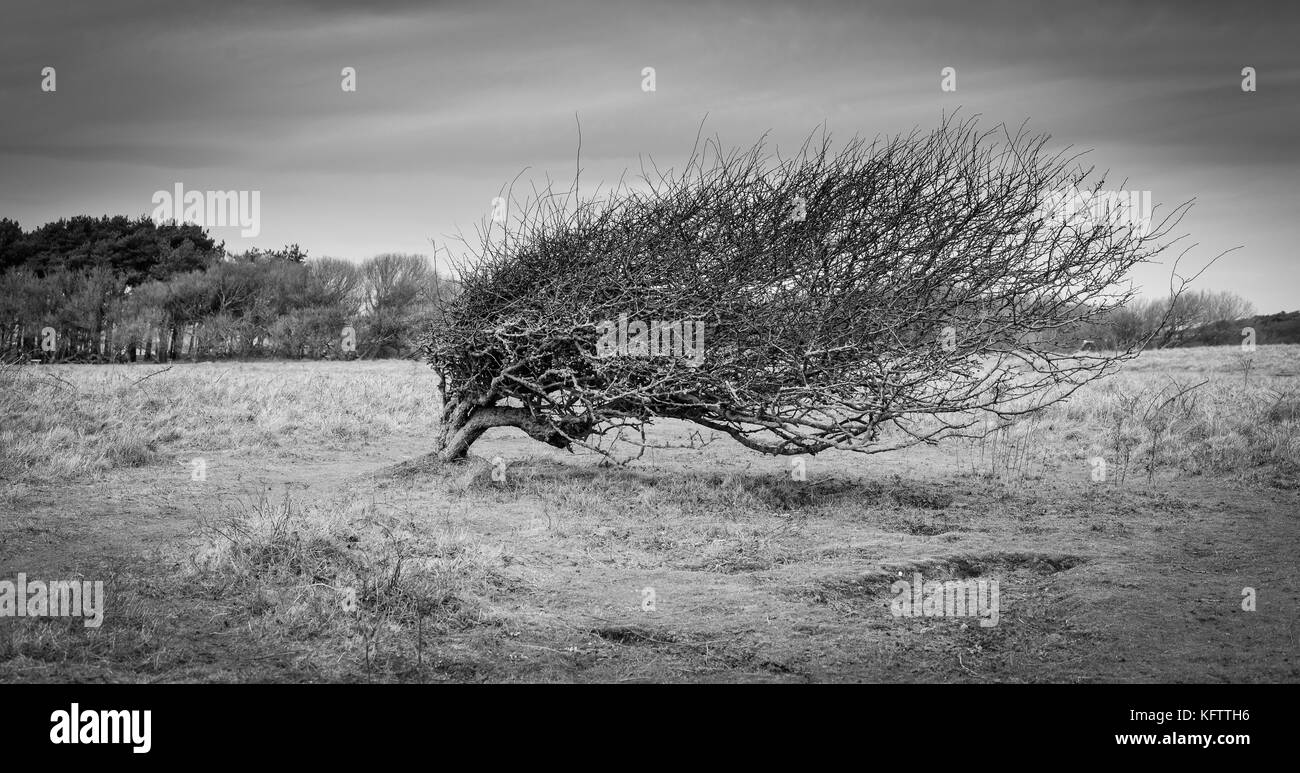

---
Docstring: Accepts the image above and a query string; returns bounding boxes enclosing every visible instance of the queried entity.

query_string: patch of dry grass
[0,571,167,682]
[184,490,517,680]
[0,359,441,482]
[949,346,1300,487]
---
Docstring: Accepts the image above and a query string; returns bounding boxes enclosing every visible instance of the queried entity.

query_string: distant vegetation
[1070,292,1299,349]
[1071,289,1267,350]
[0,214,1288,364]
[0,215,459,362]
[1173,310,1300,348]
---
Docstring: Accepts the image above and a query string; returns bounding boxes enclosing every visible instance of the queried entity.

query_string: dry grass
[2,345,1297,682]
[0,359,441,482]
[950,345,1300,487]
[181,490,516,680]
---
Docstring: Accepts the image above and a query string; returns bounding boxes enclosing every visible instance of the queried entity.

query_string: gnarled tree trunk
[433,398,594,462]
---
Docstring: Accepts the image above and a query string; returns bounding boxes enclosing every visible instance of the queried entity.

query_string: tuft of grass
[189,490,516,679]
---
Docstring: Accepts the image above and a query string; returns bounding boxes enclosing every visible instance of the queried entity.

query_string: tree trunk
[433,402,593,462]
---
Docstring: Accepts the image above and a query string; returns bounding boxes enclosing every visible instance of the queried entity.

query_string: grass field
[1,348,1297,682]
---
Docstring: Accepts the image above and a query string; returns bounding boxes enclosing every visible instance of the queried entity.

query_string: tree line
[0,213,1268,364]
[0,215,459,362]
[1073,289,1257,350]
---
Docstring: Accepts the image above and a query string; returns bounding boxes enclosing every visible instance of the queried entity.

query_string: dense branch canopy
[424,116,1197,460]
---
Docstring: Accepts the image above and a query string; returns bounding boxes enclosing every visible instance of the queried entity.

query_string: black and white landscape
[1,0,1297,689]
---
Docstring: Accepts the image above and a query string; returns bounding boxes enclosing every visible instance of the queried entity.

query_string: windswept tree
[422,117,1214,461]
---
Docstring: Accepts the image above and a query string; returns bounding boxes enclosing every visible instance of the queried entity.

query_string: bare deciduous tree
[361,253,432,357]
[423,116,1218,462]
[1152,289,1255,348]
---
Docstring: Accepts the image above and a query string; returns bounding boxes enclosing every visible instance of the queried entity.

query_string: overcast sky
[1,0,1296,311]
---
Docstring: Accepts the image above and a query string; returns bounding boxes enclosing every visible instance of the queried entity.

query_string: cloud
[0,0,1295,309]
